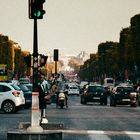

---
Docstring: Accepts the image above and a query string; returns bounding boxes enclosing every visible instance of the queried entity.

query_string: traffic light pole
[27,18,43,132]
[55,61,57,76]
[33,18,38,91]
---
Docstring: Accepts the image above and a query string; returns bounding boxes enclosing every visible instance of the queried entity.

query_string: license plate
[93,97,100,99]
[122,99,130,101]
[26,100,31,102]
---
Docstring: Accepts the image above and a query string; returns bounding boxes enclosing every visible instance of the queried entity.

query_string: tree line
[0,34,64,80]
[79,14,140,84]
[0,35,30,79]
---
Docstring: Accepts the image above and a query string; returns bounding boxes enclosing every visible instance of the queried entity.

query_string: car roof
[116,85,133,88]
[88,84,102,87]
[0,82,12,85]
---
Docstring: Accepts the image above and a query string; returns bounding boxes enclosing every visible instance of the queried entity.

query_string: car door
[0,84,12,106]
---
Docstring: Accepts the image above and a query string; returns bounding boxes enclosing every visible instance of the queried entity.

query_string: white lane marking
[124,131,140,135]
[87,130,105,134]
[45,130,140,135]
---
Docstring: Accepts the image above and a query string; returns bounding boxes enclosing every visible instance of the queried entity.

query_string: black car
[110,85,137,107]
[81,84,107,105]
[18,84,32,108]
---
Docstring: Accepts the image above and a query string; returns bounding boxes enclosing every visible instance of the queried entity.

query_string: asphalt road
[0,96,140,140]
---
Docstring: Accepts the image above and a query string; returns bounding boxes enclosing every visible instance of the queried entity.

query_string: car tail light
[83,91,89,96]
[130,92,137,97]
[114,91,119,94]
[12,91,20,97]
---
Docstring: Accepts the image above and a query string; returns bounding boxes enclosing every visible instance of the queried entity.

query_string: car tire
[130,102,137,107]
[81,97,86,104]
[2,101,16,113]
[110,99,116,107]
[104,99,107,105]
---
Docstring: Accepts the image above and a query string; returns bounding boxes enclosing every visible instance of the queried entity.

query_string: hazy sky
[0,0,140,56]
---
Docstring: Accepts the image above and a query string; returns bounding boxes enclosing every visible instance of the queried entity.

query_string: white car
[0,82,25,113]
[68,86,80,96]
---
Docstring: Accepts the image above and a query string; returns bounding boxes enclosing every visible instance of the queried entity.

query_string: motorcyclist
[50,79,68,108]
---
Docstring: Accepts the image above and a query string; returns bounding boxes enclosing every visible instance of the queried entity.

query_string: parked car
[0,82,25,113]
[110,85,138,107]
[81,84,107,105]
[18,84,32,108]
[68,86,80,96]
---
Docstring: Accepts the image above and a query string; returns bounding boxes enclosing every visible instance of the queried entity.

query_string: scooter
[57,90,67,109]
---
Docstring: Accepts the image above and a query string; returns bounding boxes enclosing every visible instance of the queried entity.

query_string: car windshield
[123,87,134,92]
[10,84,21,91]
[18,85,29,92]
[88,86,104,92]
[70,86,78,89]
[25,84,33,91]
[107,79,113,83]
[117,87,134,92]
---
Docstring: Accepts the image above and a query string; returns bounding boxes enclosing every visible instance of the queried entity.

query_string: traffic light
[53,49,59,61]
[29,0,46,19]
[39,55,48,67]
[24,55,32,67]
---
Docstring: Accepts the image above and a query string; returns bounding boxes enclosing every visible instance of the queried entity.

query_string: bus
[0,64,8,81]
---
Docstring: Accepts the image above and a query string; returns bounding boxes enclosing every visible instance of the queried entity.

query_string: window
[0,85,11,92]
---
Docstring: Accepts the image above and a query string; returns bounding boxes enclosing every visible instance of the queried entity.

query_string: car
[80,84,107,105]
[68,86,80,96]
[0,82,25,113]
[23,83,33,91]
[19,77,30,84]
[18,84,32,108]
[110,85,138,107]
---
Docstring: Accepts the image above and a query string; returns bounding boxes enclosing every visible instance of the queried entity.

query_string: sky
[0,0,140,56]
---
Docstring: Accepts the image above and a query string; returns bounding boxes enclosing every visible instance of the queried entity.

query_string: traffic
[0,73,140,114]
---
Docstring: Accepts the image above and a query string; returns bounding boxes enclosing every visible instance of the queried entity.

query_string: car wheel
[130,102,137,107]
[110,99,116,107]
[104,99,107,105]
[100,102,103,105]
[138,101,140,106]
[2,101,16,113]
[81,97,86,104]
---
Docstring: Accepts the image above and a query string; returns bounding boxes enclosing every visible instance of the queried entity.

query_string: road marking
[46,130,140,135]
[124,131,140,135]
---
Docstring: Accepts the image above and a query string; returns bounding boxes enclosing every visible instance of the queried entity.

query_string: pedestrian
[37,74,47,120]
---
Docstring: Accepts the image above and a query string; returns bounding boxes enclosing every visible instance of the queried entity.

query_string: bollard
[27,92,43,132]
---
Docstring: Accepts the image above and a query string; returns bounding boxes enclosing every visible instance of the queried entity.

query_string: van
[104,78,115,90]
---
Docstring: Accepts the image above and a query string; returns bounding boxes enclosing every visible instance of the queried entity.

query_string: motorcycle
[57,90,67,109]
